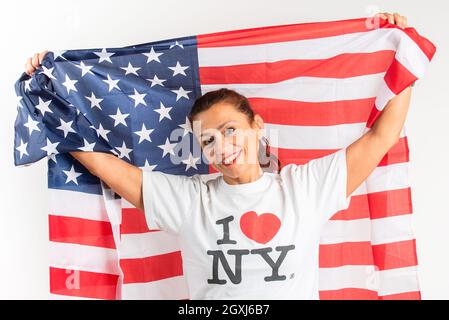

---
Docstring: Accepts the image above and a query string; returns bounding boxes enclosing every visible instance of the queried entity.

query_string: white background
[0,0,447,299]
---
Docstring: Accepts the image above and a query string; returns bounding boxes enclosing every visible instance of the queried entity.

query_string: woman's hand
[375,12,408,29]
[24,50,48,76]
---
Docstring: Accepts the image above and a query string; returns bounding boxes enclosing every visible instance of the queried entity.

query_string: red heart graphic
[240,211,281,244]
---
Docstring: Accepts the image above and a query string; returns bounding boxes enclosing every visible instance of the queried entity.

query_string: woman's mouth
[222,150,242,166]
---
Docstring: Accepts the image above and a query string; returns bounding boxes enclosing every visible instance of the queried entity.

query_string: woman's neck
[222,164,263,185]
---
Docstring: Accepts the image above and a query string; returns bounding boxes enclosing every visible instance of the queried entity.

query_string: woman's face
[192,102,264,178]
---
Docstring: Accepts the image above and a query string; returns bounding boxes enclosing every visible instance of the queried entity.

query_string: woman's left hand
[376,12,408,29]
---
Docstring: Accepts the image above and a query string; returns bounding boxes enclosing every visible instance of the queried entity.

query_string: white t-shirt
[142,147,351,299]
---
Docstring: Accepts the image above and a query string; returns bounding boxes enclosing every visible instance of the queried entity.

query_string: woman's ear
[253,114,264,139]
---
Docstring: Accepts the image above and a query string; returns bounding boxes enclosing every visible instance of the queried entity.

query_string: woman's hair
[188,88,281,173]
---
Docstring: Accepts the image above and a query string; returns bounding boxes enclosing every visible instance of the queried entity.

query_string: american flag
[14,16,436,299]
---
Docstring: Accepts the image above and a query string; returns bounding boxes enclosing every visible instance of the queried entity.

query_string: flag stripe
[49,267,118,300]
[200,51,395,85]
[197,17,374,48]
[120,251,183,284]
[49,241,120,275]
[319,288,378,300]
[49,214,116,249]
[372,240,418,270]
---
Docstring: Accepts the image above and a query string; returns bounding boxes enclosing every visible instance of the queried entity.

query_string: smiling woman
[188,88,281,184]
[17,10,431,300]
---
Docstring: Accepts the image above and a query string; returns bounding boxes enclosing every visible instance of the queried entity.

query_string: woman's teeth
[223,150,241,165]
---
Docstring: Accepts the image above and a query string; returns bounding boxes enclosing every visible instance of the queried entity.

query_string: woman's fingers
[25,50,48,76]
[380,12,408,28]
[25,57,35,76]
[31,53,40,69]
[38,50,48,64]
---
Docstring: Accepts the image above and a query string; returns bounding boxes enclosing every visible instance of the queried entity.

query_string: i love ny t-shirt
[142,147,351,299]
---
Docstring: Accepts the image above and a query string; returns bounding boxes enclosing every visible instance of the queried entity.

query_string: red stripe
[384,58,417,95]
[379,291,421,300]
[49,267,118,300]
[121,207,160,234]
[319,241,374,267]
[367,188,413,220]
[249,97,376,126]
[330,188,413,221]
[372,239,418,270]
[49,215,116,249]
[120,251,183,284]
[199,51,395,84]
[273,137,408,167]
[319,288,378,300]
[197,17,377,48]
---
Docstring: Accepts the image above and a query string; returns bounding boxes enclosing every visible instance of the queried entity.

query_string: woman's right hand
[25,50,48,76]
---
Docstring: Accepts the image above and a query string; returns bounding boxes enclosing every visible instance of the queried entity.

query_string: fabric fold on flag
[13,16,436,300]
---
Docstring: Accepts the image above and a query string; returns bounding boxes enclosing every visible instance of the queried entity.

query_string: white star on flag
[52,50,66,60]
[109,108,129,127]
[57,119,76,138]
[76,61,94,77]
[143,47,163,63]
[182,153,200,171]
[178,116,192,136]
[171,86,191,101]
[94,48,114,63]
[35,97,53,116]
[103,74,120,92]
[85,92,103,110]
[24,78,32,91]
[16,139,28,159]
[24,115,40,135]
[134,123,154,143]
[121,62,141,75]
[169,41,184,49]
[154,102,172,122]
[168,61,189,76]
[147,74,166,87]
[142,159,157,171]
[41,66,56,80]
[94,123,111,142]
[41,138,60,156]
[63,165,83,185]
[16,95,23,109]
[78,138,96,152]
[115,141,133,160]
[129,89,147,107]
[62,74,78,94]
[158,138,177,157]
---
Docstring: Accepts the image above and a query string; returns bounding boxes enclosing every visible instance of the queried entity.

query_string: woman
[25,13,411,299]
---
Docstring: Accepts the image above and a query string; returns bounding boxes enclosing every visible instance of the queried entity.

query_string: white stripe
[49,241,120,275]
[375,79,396,111]
[319,265,378,291]
[371,215,415,245]
[319,265,420,294]
[320,215,415,245]
[201,73,385,103]
[198,28,423,67]
[263,123,405,150]
[378,266,420,296]
[119,232,182,259]
[321,218,371,244]
[122,276,189,300]
[364,161,410,194]
[49,189,109,222]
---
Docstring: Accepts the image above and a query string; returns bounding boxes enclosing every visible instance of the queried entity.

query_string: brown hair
[188,88,281,173]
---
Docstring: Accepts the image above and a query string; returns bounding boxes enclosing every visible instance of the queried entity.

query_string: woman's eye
[203,136,214,146]
[224,127,235,135]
